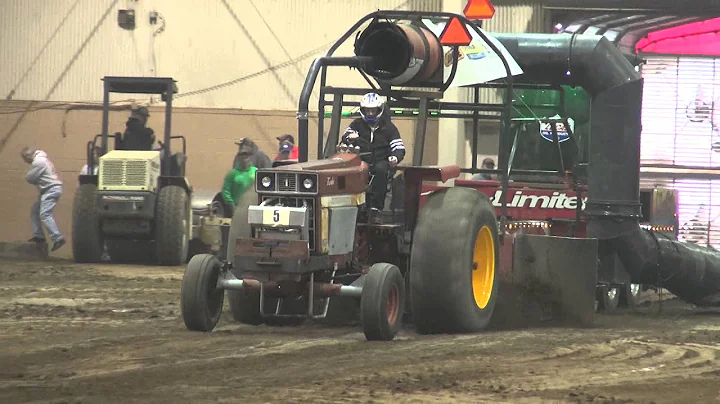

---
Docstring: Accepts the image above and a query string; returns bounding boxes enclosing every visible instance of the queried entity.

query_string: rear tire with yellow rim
[410,187,499,334]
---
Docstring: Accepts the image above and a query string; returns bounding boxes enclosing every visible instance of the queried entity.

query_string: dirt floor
[1,258,720,404]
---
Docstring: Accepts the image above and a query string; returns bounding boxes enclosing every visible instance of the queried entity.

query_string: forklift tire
[181,254,224,331]
[410,187,500,334]
[72,184,104,263]
[619,283,642,308]
[360,263,405,341]
[155,185,190,266]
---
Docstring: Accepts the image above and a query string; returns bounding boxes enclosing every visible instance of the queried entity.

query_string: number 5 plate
[262,208,290,226]
[248,205,307,227]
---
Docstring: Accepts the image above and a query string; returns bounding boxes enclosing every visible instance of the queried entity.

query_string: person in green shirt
[222,139,258,209]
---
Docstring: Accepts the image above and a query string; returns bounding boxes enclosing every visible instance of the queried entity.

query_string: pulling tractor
[180,10,607,340]
[72,76,229,266]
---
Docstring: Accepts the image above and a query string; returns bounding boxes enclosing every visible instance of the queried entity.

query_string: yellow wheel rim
[472,226,495,309]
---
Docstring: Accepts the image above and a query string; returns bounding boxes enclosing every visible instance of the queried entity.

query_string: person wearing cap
[120,106,155,150]
[276,142,294,161]
[223,139,258,210]
[276,134,299,160]
[471,157,497,181]
[22,146,66,252]
[232,138,272,169]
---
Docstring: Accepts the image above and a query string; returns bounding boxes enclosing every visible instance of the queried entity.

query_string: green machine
[505,85,591,180]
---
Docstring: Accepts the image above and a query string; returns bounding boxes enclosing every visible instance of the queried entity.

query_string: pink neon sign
[637,17,720,56]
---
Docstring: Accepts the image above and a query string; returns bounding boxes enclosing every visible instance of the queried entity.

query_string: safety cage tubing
[296,10,581,228]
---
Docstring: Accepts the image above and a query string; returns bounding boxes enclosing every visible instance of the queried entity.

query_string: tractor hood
[273,153,366,172]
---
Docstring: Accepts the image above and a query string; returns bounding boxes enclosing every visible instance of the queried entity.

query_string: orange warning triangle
[464,0,495,20]
[439,17,473,46]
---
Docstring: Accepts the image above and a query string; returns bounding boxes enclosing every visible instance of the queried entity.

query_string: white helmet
[359,92,385,124]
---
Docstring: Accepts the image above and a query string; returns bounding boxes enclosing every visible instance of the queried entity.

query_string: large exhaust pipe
[493,33,720,307]
[354,21,443,86]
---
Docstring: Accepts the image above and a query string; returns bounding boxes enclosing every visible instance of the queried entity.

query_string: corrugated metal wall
[0,0,435,110]
[478,1,550,104]
[409,0,443,11]
[484,1,549,33]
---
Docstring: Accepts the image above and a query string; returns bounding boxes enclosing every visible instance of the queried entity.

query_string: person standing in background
[22,147,66,252]
[275,142,294,161]
[471,157,497,181]
[223,139,259,210]
[233,138,272,169]
[275,134,299,160]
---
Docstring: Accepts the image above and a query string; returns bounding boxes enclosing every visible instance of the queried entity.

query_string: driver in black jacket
[121,106,155,150]
[340,92,406,223]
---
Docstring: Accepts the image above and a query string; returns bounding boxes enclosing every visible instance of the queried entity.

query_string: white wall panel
[0,0,432,109]
[640,55,720,248]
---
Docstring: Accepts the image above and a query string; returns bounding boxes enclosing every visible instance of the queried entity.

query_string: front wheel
[181,254,225,331]
[360,263,405,341]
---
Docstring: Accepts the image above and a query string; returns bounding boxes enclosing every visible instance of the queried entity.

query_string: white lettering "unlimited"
[490,190,587,210]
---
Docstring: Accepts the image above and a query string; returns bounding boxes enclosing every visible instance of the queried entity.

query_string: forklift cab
[81,76,187,184]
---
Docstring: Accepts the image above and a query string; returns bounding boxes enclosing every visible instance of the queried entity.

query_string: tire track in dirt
[3,259,720,403]
[2,330,513,385]
[0,324,519,403]
[482,337,720,395]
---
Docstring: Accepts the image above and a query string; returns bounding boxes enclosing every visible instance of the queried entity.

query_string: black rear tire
[410,187,500,334]
[155,185,190,266]
[72,184,104,263]
[181,254,224,331]
[360,263,405,341]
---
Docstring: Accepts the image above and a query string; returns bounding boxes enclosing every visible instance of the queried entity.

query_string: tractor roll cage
[97,76,179,176]
[297,10,583,229]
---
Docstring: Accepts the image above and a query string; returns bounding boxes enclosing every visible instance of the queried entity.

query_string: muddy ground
[1,259,720,404]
